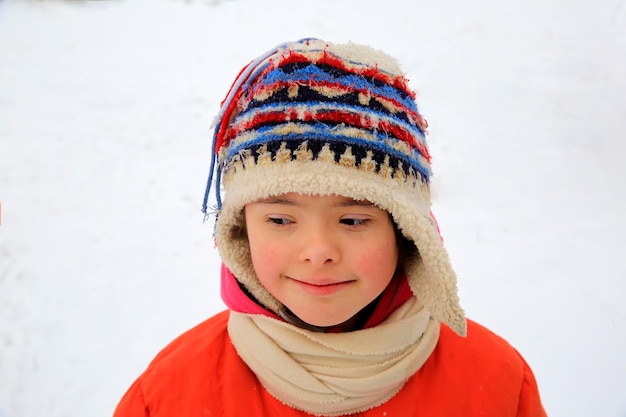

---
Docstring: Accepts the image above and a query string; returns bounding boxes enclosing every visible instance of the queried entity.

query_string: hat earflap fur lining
[214,160,467,337]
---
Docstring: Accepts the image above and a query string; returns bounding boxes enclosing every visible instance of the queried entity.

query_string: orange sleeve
[516,354,548,417]
[113,378,150,417]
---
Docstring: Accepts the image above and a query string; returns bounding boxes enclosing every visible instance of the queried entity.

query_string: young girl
[113,38,546,416]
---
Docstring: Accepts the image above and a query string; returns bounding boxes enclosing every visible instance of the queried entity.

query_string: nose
[298,227,341,266]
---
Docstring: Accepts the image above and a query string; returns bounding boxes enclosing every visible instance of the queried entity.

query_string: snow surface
[1,0,625,416]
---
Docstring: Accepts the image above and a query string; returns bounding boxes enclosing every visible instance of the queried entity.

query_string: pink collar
[220,263,281,320]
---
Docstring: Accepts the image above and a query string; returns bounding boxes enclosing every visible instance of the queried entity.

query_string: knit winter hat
[202,38,466,337]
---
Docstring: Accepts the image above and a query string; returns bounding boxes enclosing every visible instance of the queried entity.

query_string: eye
[267,216,293,226]
[340,217,369,227]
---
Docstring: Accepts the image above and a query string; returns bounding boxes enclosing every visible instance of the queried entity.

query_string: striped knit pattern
[203,39,432,212]
[220,45,430,188]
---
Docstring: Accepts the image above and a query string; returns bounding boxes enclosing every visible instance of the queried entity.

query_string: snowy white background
[1,0,625,416]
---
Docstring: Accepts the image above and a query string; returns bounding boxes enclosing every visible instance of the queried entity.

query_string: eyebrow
[254,197,295,205]
[338,199,375,208]
[255,196,375,208]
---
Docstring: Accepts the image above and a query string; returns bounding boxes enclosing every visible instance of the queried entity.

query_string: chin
[302,315,347,328]
[283,305,354,329]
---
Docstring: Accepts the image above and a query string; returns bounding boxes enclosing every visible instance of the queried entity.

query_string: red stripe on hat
[280,48,418,101]
[224,108,430,162]
[248,80,424,126]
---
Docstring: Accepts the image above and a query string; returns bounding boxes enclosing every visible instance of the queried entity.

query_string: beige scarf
[228,297,440,416]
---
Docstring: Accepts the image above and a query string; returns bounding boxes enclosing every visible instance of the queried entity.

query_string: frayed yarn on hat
[202,38,466,337]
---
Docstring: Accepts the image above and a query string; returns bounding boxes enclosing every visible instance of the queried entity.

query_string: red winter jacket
[114,310,546,417]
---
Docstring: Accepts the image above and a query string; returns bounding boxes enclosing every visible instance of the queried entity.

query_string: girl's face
[244,193,399,328]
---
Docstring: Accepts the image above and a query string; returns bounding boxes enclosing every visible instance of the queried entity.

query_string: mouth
[289,277,354,296]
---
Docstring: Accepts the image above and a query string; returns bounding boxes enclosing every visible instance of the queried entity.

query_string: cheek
[354,242,399,281]
[248,238,284,278]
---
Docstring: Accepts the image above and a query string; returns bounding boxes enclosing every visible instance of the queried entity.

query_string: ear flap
[403,214,466,336]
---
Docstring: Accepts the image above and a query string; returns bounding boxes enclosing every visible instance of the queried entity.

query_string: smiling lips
[289,277,354,296]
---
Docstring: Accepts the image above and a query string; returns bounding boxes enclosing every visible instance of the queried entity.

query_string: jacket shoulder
[443,318,525,359]
[408,318,546,417]
[114,310,245,417]
[148,309,231,365]
[433,318,538,391]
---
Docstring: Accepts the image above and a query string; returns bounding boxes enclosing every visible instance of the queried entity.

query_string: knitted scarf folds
[227,297,440,416]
